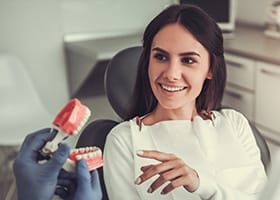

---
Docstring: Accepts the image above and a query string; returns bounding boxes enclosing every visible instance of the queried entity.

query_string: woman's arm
[194,109,267,199]
[135,149,266,200]
[103,124,141,200]
[134,110,267,200]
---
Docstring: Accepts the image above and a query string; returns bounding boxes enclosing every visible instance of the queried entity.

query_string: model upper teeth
[161,84,185,92]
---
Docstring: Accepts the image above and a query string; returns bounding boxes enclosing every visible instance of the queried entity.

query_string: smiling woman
[103,4,267,200]
[147,23,212,118]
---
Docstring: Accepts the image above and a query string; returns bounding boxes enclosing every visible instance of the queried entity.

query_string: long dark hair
[125,4,226,120]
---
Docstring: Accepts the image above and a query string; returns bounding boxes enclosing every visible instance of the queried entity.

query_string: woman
[103,4,267,200]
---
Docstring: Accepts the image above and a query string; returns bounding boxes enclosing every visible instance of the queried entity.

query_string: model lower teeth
[63,146,103,172]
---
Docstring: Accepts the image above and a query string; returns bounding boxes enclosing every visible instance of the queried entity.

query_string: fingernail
[147,187,153,193]
[134,177,142,185]
[161,190,166,195]
[136,150,144,155]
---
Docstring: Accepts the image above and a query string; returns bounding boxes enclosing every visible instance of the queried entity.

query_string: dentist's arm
[13,128,70,200]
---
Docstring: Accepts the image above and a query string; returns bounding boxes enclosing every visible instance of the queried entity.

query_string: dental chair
[76,46,271,200]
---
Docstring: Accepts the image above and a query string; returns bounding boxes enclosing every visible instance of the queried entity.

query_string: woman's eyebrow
[179,52,200,57]
[152,47,200,57]
[151,47,169,54]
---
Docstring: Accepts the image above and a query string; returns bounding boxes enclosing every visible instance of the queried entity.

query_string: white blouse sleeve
[194,109,267,200]
[193,171,263,200]
[103,123,141,200]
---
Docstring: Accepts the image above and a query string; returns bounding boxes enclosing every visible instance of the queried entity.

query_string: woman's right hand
[135,150,200,195]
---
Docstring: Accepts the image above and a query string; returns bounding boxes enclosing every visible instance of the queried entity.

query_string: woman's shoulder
[108,120,130,136]
[215,108,248,122]
[213,108,250,133]
[105,119,141,154]
[215,108,253,138]
[107,119,138,139]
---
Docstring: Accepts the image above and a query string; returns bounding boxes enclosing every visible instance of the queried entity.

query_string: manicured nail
[136,150,144,155]
[134,177,142,185]
[147,187,153,193]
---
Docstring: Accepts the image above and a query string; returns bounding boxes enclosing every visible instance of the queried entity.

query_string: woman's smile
[159,83,188,93]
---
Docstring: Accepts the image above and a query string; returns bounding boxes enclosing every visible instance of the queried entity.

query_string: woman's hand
[134,150,200,195]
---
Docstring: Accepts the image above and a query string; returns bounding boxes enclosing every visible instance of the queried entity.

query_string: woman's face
[148,23,212,112]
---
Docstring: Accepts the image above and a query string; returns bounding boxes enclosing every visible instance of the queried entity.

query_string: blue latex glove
[13,128,70,200]
[55,160,102,200]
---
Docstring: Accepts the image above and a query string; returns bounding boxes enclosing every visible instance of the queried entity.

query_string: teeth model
[41,98,91,156]
[63,146,103,172]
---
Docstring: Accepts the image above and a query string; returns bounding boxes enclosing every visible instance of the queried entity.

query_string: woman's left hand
[135,150,200,195]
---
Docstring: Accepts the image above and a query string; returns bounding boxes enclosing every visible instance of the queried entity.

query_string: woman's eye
[181,57,195,64]
[154,53,168,61]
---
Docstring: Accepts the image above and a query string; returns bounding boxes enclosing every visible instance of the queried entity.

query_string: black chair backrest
[76,119,119,150]
[76,46,143,200]
[76,46,271,199]
[104,46,143,119]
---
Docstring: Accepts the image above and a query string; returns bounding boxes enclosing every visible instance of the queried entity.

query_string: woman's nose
[163,60,181,81]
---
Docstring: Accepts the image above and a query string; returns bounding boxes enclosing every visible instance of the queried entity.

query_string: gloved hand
[55,160,102,200]
[13,128,70,200]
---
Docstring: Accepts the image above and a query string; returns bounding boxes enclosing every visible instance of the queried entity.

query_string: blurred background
[0,0,280,199]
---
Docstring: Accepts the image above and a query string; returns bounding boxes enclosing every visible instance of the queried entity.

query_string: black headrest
[104,46,143,120]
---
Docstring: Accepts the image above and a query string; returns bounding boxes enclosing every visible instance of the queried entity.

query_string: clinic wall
[0,0,174,116]
[0,0,272,115]
[61,0,276,37]
[236,0,275,26]
[0,0,69,115]
[61,0,173,36]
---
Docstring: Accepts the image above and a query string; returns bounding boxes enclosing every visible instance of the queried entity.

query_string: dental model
[63,146,103,172]
[41,98,91,156]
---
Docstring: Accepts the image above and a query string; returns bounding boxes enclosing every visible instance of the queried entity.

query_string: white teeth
[73,108,91,135]
[71,149,79,154]
[72,146,101,155]
[71,146,102,162]
[161,84,186,92]
[79,148,86,153]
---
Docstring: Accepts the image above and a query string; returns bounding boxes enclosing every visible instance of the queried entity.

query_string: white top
[258,150,280,200]
[103,109,267,200]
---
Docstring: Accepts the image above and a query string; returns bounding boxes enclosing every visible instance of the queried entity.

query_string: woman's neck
[143,104,198,125]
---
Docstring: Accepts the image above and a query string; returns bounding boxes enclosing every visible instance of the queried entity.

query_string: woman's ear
[206,71,212,80]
